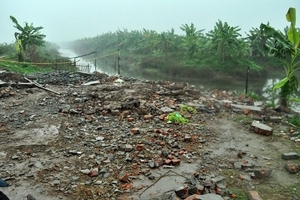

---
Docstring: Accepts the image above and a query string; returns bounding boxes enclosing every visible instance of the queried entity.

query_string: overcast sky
[1,0,299,44]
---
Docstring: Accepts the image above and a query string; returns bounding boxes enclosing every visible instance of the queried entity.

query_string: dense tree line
[68,20,285,78]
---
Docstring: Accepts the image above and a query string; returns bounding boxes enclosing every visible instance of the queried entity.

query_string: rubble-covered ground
[0,71,299,200]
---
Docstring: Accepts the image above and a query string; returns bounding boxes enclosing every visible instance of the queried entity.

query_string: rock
[27,194,36,200]
[282,152,299,160]
[175,186,188,198]
[125,144,133,152]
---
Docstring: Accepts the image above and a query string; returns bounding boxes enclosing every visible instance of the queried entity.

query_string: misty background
[1,0,300,43]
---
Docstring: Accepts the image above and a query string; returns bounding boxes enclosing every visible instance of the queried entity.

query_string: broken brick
[130,128,140,134]
[136,144,144,151]
[143,114,153,120]
[172,158,181,166]
[285,163,299,174]
[118,171,130,182]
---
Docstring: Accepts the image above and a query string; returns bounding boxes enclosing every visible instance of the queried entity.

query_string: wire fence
[0,50,120,73]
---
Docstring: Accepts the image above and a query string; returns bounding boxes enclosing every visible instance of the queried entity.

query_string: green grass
[0,61,52,74]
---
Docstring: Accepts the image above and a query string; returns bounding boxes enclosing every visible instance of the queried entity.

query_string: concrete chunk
[250,121,272,136]
[247,190,262,200]
[282,152,299,160]
[231,104,262,112]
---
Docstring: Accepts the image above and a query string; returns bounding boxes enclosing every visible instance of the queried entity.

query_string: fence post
[117,49,120,75]
[245,67,250,95]
[94,59,96,71]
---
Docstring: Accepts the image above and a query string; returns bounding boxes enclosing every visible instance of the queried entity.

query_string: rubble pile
[0,71,299,200]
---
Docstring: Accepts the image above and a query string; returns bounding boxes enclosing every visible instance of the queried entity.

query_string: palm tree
[10,16,46,62]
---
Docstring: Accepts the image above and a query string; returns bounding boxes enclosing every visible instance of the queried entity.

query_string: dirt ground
[0,71,299,200]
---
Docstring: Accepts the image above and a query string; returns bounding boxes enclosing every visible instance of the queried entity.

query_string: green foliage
[206,20,243,63]
[0,61,51,74]
[179,104,196,113]
[68,20,272,78]
[247,91,261,100]
[167,112,189,124]
[0,43,15,56]
[261,7,300,108]
[10,15,46,62]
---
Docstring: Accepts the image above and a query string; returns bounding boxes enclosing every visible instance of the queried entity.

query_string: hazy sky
[1,0,299,44]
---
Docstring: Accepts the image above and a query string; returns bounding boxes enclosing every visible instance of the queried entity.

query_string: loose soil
[0,71,299,200]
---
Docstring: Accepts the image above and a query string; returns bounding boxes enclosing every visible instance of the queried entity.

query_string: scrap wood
[139,170,189,198]
[24,77,61,95]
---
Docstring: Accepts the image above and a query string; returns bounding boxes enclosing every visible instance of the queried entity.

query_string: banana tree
[180,23,204,59]
[10,16,46,62]
[206,20,242,63]
[262,8,300,108]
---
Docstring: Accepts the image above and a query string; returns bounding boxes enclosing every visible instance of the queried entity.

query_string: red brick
[184,194,198,200]
[172,158,181,166]
[136,144,144,151]
[143,114,153,120]
[130,128,140,134]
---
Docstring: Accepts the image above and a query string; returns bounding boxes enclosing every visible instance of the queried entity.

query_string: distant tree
[10,15,46,62]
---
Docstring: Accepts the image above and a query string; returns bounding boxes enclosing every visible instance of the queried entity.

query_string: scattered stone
[125,144,133,152]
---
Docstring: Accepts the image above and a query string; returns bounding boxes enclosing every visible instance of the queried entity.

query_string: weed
[179,104,196,113]
[167,112,189,124]
[288,116,300,128]
[247,91,260,100]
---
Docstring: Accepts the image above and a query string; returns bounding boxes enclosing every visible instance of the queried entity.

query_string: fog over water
[1,0,300,43]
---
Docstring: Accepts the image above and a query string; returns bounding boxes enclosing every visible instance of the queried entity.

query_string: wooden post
[94,59,97,71]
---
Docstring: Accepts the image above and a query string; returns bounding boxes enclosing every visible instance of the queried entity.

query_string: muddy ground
[0,71,299,200]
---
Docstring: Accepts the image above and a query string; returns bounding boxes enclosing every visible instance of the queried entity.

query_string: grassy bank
[0,61,52,74]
